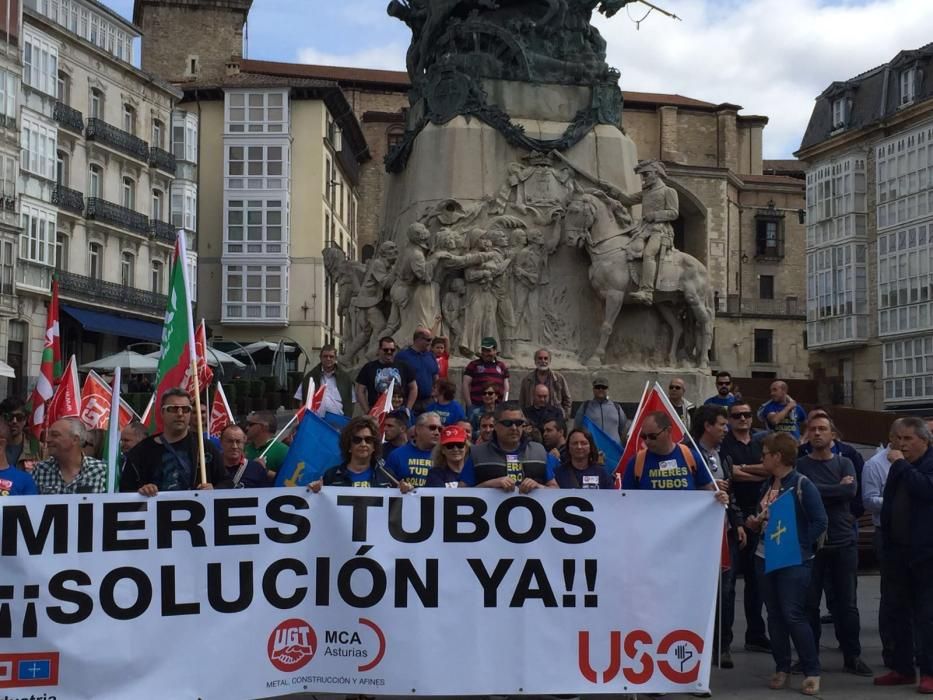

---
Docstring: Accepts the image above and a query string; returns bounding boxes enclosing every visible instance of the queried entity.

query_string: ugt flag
[275,410,341,487]
[764,489,801,573]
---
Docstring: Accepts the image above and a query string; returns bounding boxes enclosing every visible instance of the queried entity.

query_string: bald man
[757,381,807,440]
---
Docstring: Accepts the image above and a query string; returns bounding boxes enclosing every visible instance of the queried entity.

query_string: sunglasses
[381,347,396,354]
[422,424,442,432]
[351,435,376,445]
[593,385,608,390]
[4,412,26,422]
[163,405,192,414]
[443,442,466,450]
[668,385,684,391]
[730,411,753,419]
[640,427,669,441]
[498,419,526,428]
[717,381,732,386]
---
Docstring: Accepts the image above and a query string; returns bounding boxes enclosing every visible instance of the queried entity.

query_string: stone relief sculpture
[344,241,399,362]
[323,246,365,354]
[386,222,439,344]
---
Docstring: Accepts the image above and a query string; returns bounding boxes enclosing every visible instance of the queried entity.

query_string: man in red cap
[425,424,471,487]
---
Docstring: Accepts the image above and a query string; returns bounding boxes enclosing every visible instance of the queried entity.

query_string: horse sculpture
[562,190,714,367]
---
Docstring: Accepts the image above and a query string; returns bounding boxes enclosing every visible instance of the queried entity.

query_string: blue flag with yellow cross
[764,489,802,573]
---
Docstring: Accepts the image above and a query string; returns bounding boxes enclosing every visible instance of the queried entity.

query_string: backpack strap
[677,443,697,474]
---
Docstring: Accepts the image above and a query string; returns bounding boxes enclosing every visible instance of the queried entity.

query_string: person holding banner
[461,401,558,492]
[554,428,613,490]
[219,425,274,488]
[424,424,471,487]
[308,416,411,491]
[745,432,828,695]
[387,411,444,488]
[121,388,230,495]
[32,417,108,494]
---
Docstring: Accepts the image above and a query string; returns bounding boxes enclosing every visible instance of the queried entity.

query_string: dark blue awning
[61,305,162,343]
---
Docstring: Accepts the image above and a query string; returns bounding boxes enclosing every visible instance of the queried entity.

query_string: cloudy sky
[104,0,933,158]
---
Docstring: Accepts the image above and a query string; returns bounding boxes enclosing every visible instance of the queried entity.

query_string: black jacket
[881,445,933,565]
[321,459,397,487]
[121,433,231,492]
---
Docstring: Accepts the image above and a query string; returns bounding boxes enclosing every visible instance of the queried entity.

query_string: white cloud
[595,0,933,157]
[296,44,406,72]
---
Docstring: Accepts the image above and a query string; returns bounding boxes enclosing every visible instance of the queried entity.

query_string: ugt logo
[578,629,704,685]
[267,618,317,673]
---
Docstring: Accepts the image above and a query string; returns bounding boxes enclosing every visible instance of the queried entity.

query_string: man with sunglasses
[719,401,772,654]
[0,418,37,496]
[121,388,230,495]
[355,336,418,414]
[461,401,559,492]
[386,411,444,488]
[667,377,694,431]
[706,371,738,407]
[244,410,289,476]
[0,396,41,472]
[621,411,716,492]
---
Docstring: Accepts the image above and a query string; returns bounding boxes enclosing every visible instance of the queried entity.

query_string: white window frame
[120,251,134,287]
[172,111,198,163]
[225,90,288,134]
[831,98,846,129]
[21,117,57,181]
[152,119,163,149]
[88,163,102,198]
[225,143,286,190]
[19,202,56,266]
[224,197,286,256]
[88,241,102,280]
[122,104,135,135]
[90,88,104,119]
[900,68,916,106]
[222,262,288,323]
[23,29,58,97]
[170,181,197,231]
[151,189,163,221]
[150,259,164,294]
[122,176,135,209]
[0,69,16,121]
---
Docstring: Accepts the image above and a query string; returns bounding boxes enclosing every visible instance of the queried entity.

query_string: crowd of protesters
[3,329,933,695]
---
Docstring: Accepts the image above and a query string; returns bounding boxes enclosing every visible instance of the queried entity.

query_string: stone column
[659,105,681,163]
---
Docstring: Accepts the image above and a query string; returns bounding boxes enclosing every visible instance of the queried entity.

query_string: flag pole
[106,367,122,493]
[260,412,299,459]
[177,230,207,485]
[191,357,207,485]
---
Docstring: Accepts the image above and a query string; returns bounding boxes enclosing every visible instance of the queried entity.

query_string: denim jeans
[884,552,933,676]
[806,544,861,660]
[740,529,768,643]
[758,557,820,676]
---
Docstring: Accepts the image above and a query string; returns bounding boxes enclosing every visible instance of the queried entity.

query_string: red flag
[615,381,687,475]
[368,379,395,437]
[721,526,732,571]
[140,394,154,428]
[29,277,61,438]
[46,355,81,427]
[80,371,137,431]
[209,383,235,437]
[311,383,326,414]
[187,319,213,394]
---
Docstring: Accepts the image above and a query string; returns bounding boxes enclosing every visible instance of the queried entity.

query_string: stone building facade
[797,43,933,411]
[134,0,369,356]
[12,0,182,386]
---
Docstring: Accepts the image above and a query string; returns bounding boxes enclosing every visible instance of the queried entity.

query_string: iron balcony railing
[85,197,149,236]
[85,118,149,162]
[53,101,84,133]
[149,146,176,174]
[51,184,84,215]
[150,219,175,243]
[57,269,167,317]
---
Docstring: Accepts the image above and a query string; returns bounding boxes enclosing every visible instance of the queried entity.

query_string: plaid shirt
[32,455,108,495]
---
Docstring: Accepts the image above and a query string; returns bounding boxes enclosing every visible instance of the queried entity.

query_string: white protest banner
[1,488,722,699]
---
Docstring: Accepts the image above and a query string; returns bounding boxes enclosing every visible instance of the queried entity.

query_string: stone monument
[330,0,716,400]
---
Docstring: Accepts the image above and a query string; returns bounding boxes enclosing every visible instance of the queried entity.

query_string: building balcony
[85,118,149,162]
[85,197,149,236]
[53,101,84,133]
[150,219,175,244]
[149,147,176,174]
[57,269,167,317]
[16,259,54,293]
[0,114,16,131]
[51,184,84,215]
[721,295,805,319]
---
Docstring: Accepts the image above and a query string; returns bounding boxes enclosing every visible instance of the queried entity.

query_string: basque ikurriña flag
[764,489,801,573]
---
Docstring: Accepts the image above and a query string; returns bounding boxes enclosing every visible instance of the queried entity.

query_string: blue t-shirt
[424,463,470,488]
[0,465,38,496]
[621,445,711,490]
[386,443,434,488]
[347,468,375,487]
[396,347,439,401]
[758,400,807,439]
[555,464,614,490]
[424,400,466,426]
[459,450,559,486]
[705,394,737,407]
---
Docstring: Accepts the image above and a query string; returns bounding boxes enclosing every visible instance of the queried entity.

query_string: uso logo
[267,618,317,672]
[578,629,704,685]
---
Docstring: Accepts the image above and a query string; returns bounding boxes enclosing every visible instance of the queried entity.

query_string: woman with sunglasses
[424,425,471,487]
[554,428,614,490]
[469,382,501,433]
[308,416,411,492]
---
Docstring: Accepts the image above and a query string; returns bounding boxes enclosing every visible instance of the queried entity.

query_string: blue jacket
[881,445,933,565]
[757,469,828,561]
